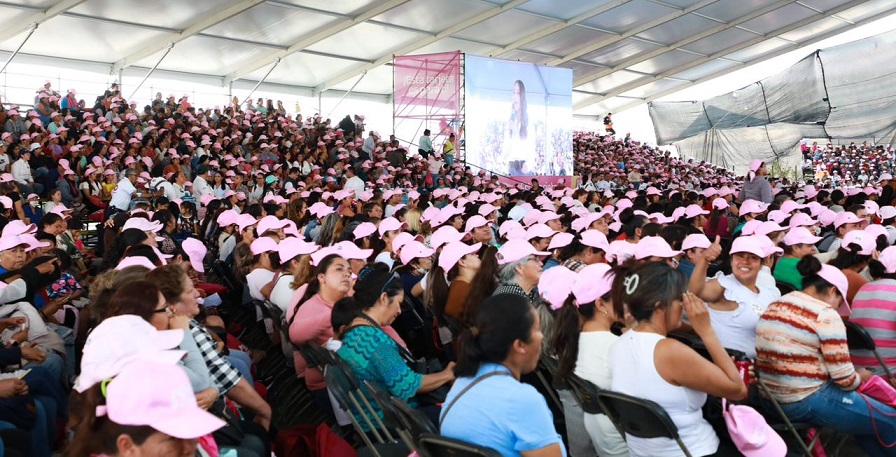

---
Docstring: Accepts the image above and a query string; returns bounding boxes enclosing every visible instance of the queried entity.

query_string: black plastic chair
[755,375,822,457]
[390,396,437,438]
[776,281,797,296]
[596,390,693,457]
[844,320,896,384]
[364,381,417,452]
[416,433,502,457]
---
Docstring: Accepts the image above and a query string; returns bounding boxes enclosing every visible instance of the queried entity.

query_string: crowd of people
[0,79,893,457]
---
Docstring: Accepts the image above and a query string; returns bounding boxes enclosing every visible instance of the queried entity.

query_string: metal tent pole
[0,24,38,76]
[127,43,175,101]
[243,58,280,108]
[326,70,366,118]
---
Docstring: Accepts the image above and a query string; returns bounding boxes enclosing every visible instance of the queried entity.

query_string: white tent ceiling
[1,0,894,116]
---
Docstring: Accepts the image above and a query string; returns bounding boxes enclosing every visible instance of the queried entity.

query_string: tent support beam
[325,71,366,118]
[0,24,37,76]
[127,43,174,101]
[242,58,280,108]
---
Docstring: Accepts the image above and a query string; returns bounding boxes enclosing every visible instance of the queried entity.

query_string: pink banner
[393,51,461,112]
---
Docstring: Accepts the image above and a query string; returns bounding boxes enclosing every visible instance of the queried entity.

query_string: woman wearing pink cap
[67,361,225,457]
[611,261,747,456]
[286,254,353,412]
[551,264,629,457]
[773,227,822,291]
[756,256,896,456]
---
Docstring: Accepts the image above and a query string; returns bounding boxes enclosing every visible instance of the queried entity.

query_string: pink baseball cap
[378,217,406,236]
[496,239,549,265]
[115,256,157,271]
[353,222,377,240]
[216,209,238,227]
[580,230,609,252]
[257,215,289,235]
[571,263,615,305]
[729,236,769,258]
[100,361,225,439]
[877,246,896,274]
[438,241,481,272]
[818,264,850,309]
[548,232,574,250]
[1,220,36,238]
[525,223,556,240]
[122,218,163,233]
[75,315,186,393]
[788,213,816,228]
[250,237,279,255]
[711,197,729,211]
[833,211,862,229]
[634,236,681,260]
[310,241,373,265]
[399,241,434,266]
[783,227,822,246]
[20,234,50,253]
[236,214,257,232]
[682,233,712,251]
[538,266,577,310]
[723,398,787,457]
[0,235,30,252]
[683,204,709,219]
[740,200,769,215]
[277,237,319,264]
[430,226,464,250]
[463,215,490,234]
[182,238,207,273]
[391,232,417,254]
[754,221,785,237]
[841,230,876,255]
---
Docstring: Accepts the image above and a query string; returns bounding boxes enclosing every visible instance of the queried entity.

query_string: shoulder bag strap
[439,370,511,427]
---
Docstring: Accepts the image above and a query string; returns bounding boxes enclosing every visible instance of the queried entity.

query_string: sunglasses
[380,272,401,296]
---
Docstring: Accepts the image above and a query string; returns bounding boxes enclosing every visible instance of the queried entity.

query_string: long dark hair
[460,246,498,325]
[297,254,343,306]
[550,295,593,381]
[799,255,838,296]
[610,261,687,322]
[828,242,871,270]
[67,384,157,456]
[454,293,535,378]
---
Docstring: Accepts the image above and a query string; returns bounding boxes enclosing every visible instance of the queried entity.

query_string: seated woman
[334,264,455,428]
[688,235,781,358]
[846,246,896,377]
[773,227,821,291]
[611,261,747,457]
[287,254,353,412]
[67,361,224,457]
[552,263,628,457]
[439,293,564,456]
[756,256,896,456]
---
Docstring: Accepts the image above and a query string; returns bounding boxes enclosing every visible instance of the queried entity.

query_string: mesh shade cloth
[649,30,896,172]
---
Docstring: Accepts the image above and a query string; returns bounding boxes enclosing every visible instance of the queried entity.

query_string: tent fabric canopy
[648,29,896,173]
[1,0,894,118]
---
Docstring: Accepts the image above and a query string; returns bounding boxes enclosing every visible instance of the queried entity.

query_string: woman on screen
[510,80,528,140]
[508,80,534,176]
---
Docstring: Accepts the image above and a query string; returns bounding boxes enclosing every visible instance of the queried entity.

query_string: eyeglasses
[153,307,169,314]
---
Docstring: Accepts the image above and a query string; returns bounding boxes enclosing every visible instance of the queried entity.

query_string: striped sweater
[849,279,896,376]
[755,291,860,404]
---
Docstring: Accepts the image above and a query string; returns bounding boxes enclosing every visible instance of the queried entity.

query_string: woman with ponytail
[756,256,896,456]
[440,293,564,457]
[551,263,629,457]
[334,264,455,428]
[611,261,746,457]
[286,254,353,410]
[738,159,772,204]
[850,246,896,376]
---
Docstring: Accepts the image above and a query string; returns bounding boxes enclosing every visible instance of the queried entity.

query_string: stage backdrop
[393,51,462,157]
[464,55,573,180]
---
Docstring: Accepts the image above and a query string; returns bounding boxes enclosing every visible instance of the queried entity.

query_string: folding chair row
[363,380,501,457]
[844,320,895,384]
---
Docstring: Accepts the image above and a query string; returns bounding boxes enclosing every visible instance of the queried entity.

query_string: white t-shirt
[109,178,136,211]
[270,274,295,313]
[374,251,395,270]
[246,268,276,302]
[575,331,628,457]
